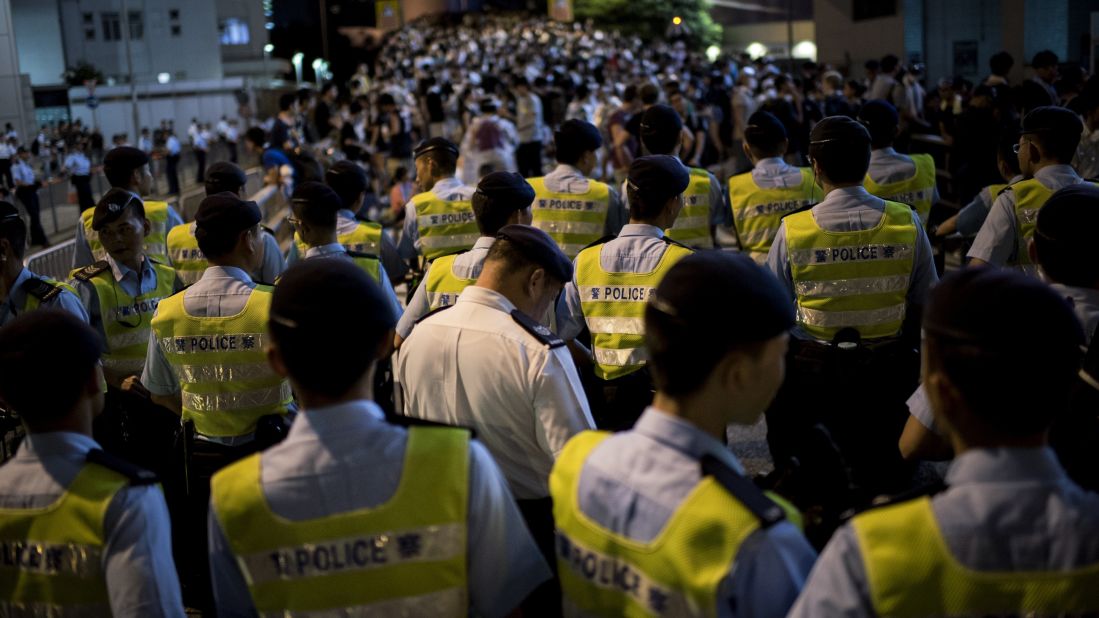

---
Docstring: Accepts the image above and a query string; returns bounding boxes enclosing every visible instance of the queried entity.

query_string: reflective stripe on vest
[528,177,611,259]
[412,192,478,260]
[72,261,176,376]
[550,431,762,617]
[166,223,206,286]
[665,169,714,249]
[853,497,1099,617]
[425,253,478,310]
[210,426,470,616]
[785,201,916,341]
[0,463,132,615]
[863,154,936,224]
[82,200,172,264]
[294,221,383,259]
[575,241,692,380]
[728,167,818,261]
[1011,179,1098,270]
[150,285,291,437]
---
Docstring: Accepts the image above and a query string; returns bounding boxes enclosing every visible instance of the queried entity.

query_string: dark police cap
[103,146,149,175]
[325,160,369,200]
[413,137,459,159]
[810,115,871,146]
[1036,183,1099,246]
[475,171,536,211]
[1021,105,1084,138]
[640,104,683,138]
[91,188,142,231]
[858,99,899,130]
[271,258,397,337]
[627,155,690,201]
[649,251,794,345]
[292,181,343,214]
[555,119,603,151]
[925,267,1082,355]
[204,162,247,194]
[195,192,261,235]
[744,110,787,144]
[496,224,573,282]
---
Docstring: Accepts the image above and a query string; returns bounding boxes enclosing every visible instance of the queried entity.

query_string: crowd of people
[1,9,1099,618]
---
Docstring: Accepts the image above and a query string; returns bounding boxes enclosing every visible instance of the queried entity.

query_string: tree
[574,0,722,49]
[63,61,106,87]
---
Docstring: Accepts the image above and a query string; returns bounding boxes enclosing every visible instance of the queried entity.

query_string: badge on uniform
[510,309,565,348]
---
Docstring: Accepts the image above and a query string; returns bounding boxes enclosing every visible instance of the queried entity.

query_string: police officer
[395,171,534,347]
[859,100,938,225]
[625,104,727,249]
[0,310,184,617]
[166,161,286,285]
[69,189,183,387]
[551,252,817,617]
[288,180,402,318]
[791,267,1099,617]
[558,155,694,429]
[396,224,594,573]
[208,258,551,617]
[62,140,95,211]
[969,106,1090,272]
[11,147,48,248]
[527,119,625,258]
[397,137,477,263]
[728,110,821,263]
[73,146,184,269]
[0,201,86,327]
[935,131,1023,238]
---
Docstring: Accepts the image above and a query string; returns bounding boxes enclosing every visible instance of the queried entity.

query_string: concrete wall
[813,0,905,77]
[722,21,815,58]
[10,0,65,85]
[0,0,33,140]
[67,78,244,140]
[922,0,1003,84]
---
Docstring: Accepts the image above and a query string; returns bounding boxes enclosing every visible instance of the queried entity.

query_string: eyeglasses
[285,214,301,227]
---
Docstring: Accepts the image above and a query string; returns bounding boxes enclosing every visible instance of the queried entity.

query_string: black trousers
[227,141,238,163]
[166,154,181,194]
[72,175,94,211]
[15,186,47,246]
[195,149,206,183]
[0,159,11,189]
[517,141,543,178]
[517,497,562,617]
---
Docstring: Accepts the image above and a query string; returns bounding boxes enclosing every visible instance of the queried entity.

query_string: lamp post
[292,53,304,85]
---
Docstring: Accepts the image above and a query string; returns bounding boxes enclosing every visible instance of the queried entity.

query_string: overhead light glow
[706,45,721,63]
[291,52,304,66]
[672,16,682,25]
[792,40,817,61]
[746,42,768,59]
[157,72,171,84]
[264,43,274,53]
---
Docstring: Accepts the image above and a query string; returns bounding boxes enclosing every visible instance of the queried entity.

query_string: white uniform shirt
[397,177,476,260]
[750,156,808,189]
[395,286,595,499]
[397,236,495,339]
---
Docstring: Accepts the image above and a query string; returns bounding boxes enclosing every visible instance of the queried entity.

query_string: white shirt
[395,286,595,499]
[751,156,808,189]
[166,136,181,156]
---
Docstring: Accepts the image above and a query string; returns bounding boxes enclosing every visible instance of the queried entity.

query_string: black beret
[325,160,369,206]
[649,251,794,346]
[640,104,683,139]
[858,99,899,130]
[103,146,149,176]
[292,181,343,215]
[555,119,603,152]
[810,115,871,146]
[195,192,262,236]
[627,155,690,202]
[474,171,536,212]
[1036,183,1099,246]
[92,188,143,231]
[744,110,787,145]
[496,224,573,282]
[204,162,247,195]
[271,258,397,338]
[1021,105,1084,138]
[414,137,459,159]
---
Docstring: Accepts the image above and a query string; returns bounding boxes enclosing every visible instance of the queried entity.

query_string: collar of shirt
[548,163,586,180]
[816,185,881,211]
[16,431,100,463]
[285,399,387,444]
[1008,174,1024,185]
[754,157,794,173]
[431,176,467,196]
[617,223,664,239]
[455,285,517,314]
[470,236,496,251]
[1034,164,1082,187]
[303,242,347,259]
[632,407,745,474]
[871,147,899,158]
[106,253,150,285]
[199,265,254,285]
[945,447,1067,487]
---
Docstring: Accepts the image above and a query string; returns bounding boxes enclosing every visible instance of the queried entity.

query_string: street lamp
[291,53,304,84]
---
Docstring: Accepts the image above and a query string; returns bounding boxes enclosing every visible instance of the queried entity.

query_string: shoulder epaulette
[840,480,948,523]
[580,234,617,252]
[661,236,696,251]
[511,309,565,348]
[780,203,815,220]
[260,224,276,236]
[347,250,381,260]
[71,260,110,282]
[21,277,64,303]
[384,411,478,439]
[701,454,786,528]
[86,448,159,485]
[415,303,454,324]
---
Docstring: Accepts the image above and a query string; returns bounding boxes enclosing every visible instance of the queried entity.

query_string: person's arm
[708,171,731,232]
[207,508,258,618]
[531,347,596,460]
[72,222,96,269]
[103,486,186,617]
[140,326,183,415]
[724,523,817,617]
[50,286,90,323]
[379,232,409,281]
[284,240,301,267]
[764,223,797,301]
[965,192,1016,267]
[394,275,431,349]
[376,262,403,325]
[604,187,626,237]
[397,202,420,261]
[951,189,994,238]
[555,271,585,341]
[906,211,939,307]
[787,525,875,618]
[258,232,287,282]
[610,121,633,169]
[165,206,184,230]
[898,384,952,461]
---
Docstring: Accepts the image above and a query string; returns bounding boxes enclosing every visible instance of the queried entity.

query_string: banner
[549,0,573,22]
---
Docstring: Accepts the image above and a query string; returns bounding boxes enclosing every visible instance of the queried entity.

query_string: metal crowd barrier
[24,239,77,281]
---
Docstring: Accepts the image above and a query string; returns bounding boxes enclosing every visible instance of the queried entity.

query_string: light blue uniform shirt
[543,163,628,237]
[0,431,185,617]
[750,156,810,189]
[764,186,938,341]
[63,152,91,176]
[575,408,818,617]
[175,222,285,284]
[954,174,1024,237]
[557,223,679,340]
[11,159,35,185]
[790,447,1099,617]
[301,242,403,322]
[207,400,552,618]
[72,196,184,270]
[398,177,476,261]
[396,236,494,338]
[0,267,89,327]
[286,210,407,280]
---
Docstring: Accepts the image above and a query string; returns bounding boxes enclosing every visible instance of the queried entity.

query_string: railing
[23,239,77,281]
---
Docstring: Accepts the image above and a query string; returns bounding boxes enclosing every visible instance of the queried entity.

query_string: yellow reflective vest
[150,285,292,437]
[785,201,916,341]
[293,220,383,259]
[411,191,478,261]
[863,154,936,224]
[424,253,478,310]
[70,259,178,378]
[575,239,692,380]
[166,223,206,286]
[853,497,1099,617]
[0,459,137,616]
[665,169,715,249]
[21,276,77,312]
[82,200,173,264]
[210,426,470,616]
[528,177,612,259]
[728,168,818,263]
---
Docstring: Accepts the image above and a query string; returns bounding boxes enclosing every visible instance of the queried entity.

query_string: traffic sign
[86,96,99,109]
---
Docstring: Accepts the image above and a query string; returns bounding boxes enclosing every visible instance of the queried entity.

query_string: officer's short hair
[420,148,457,175]
[0,201,27,259]
[997,130,1022,176]
[1031,50,1059,69]
[880,54,899,73]
[808,116,871,184]
[278,92,297,112]
[639,83,661,106]
[485,235,566,285]
[1033,184,1099,289]
[244,127,266,147]
[0,310,102,427]
[989,51,1014,76]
